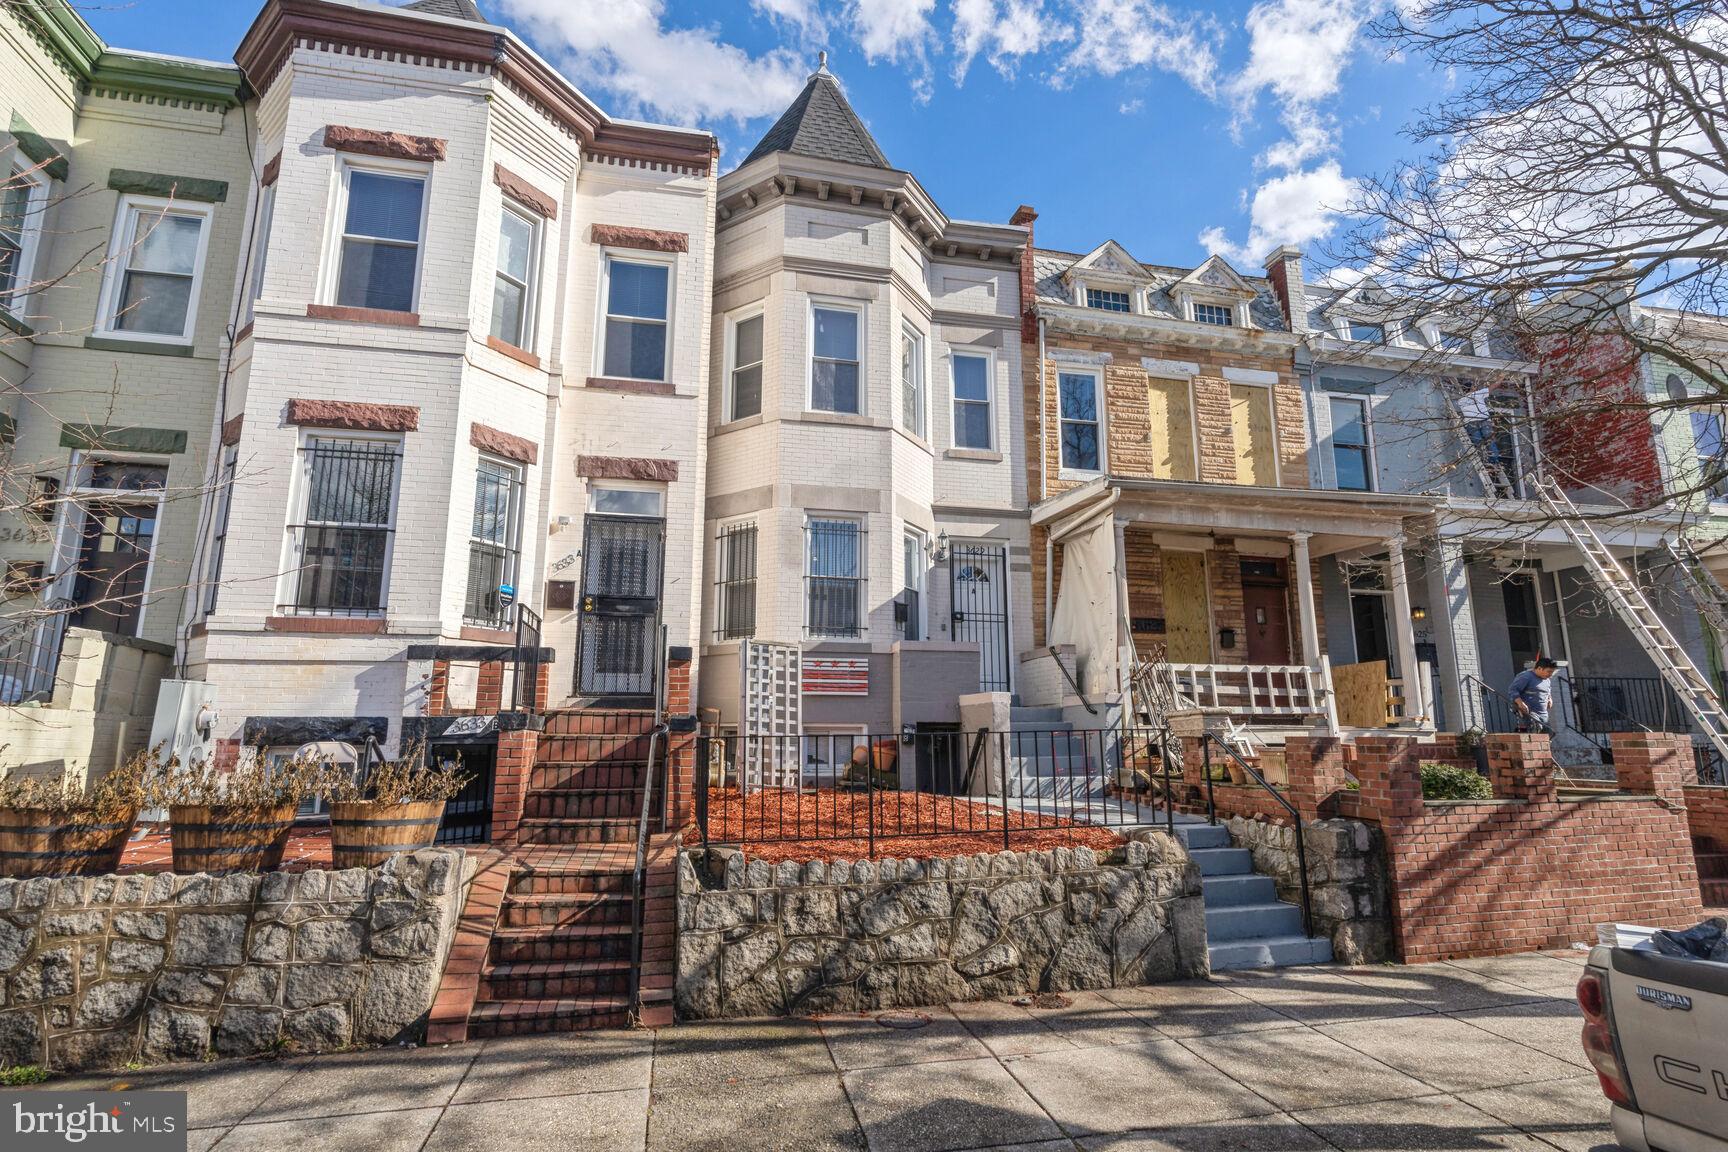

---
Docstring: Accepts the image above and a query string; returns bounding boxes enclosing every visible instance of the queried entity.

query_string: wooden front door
[71,498,157,636]
[1162,551,1211,663]
[1243,582,1292,664]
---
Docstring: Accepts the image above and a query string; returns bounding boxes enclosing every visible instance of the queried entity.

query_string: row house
[1019,235,1434,734]
[0,0,250,772]
[697,59,1030,772]
[2,0,719,777]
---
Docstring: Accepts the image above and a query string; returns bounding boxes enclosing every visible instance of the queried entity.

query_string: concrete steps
[1175,822,1333,972]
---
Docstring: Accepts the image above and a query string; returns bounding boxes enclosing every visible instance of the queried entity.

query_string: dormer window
[1436,330,1474,354]
[1194,303,1233,327]
[1085,287,1131,313]
[1342,320,1385,343]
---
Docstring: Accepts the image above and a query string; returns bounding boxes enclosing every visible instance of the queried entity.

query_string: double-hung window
[1,163,48,315]
[810,303,861,413]
[243,183,276,326]
[1193,302,1233,327]
[1329,396,1373,491]
[1058,370,1102,473]
[97,197,211,342]
[900,527,926,641]
[1343,319,1385,343]
[900,326,925,438]
[491,203,540,350]
[284,435,402,615]
[951,351,993,450]
[806,517,862,637]
[728,311,763,421]
[1436,330,1473,354]
[602,256,670,381]
[1085,287,1130,312]
[334,166,426,313]
[205,446,238,614]
[715,521,758,640]
[1693,409,1728,500]
[465,459,523,628]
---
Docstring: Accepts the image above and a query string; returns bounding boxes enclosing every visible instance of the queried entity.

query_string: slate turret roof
[402,0,484,22]
[742,55,891,170]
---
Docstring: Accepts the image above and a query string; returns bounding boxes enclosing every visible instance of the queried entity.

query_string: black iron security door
[576,514,665,697]
[949,542,1011,692]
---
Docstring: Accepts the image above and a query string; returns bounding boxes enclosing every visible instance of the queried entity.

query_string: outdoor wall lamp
[1218,628,1237,649]
[1412,605,1428,622]
[931,530,950,563]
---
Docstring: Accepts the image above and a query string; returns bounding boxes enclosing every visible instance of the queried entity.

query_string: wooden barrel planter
[169,804,296,874]
[329,801,445,869]
[0,808,136,877]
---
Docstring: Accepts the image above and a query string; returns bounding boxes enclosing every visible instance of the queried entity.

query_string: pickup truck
[1581,937,1728,1152]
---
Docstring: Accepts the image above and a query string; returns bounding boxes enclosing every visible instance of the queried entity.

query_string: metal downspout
[1038,315,1052,634]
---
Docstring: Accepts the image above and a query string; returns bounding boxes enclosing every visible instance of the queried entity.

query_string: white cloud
[493,0,808,126]
[951,0,1070,81]
[1056,1,1223,96]
[752,0,825,34]
[1198,160,1357,264]
[849,0,938,97]
[1119,97,1144,115]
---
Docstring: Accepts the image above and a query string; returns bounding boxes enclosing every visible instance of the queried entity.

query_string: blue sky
[87,0,1446,273]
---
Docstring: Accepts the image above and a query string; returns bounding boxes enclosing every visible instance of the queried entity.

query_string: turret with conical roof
[741,53,891,170]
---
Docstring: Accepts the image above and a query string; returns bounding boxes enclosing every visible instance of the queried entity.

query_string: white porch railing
[1165,663,1329,720]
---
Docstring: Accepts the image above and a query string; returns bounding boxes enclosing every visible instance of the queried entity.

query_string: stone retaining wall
[1224,816,1392,964]
[0,849,472,1072]
[675,832,1207,1019]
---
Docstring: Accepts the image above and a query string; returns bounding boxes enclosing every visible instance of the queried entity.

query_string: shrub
[0,749,154,820]
[145,752,336,813]
[0,1065,49,1086]
[1420,761,1494,801]
[327,744,471,805]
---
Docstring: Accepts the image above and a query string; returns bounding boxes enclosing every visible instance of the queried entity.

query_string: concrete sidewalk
[16,953,1611,1152]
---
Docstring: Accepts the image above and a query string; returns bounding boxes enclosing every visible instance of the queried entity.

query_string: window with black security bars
[282,436,400,616]
[465,459,524,628]
[715,522,757,640]
[806,518,862,637]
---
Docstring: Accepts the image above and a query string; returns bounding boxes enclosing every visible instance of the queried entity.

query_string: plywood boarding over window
[1229,384,1276,486]
[1147,376,1196,481]
[1162,551,1212,662]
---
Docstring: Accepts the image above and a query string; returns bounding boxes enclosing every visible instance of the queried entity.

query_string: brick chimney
[1011,205,1038,343]
[1262,245,1307,334]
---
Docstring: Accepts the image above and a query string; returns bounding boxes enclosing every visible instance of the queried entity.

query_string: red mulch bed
[116,825,334,873]
[692,787,1124,864]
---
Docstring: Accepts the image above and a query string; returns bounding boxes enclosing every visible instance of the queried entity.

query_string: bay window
[333,166,426,313]
[283,435,402,615]
[810,303,861,413]
[490,203,540,349]
[728,311,763,421]
[601,256,670,381]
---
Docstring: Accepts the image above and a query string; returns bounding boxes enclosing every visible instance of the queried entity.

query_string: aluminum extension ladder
[1666,537,1728,638]
[1443,381,1514,498]
[1532,474,1728,763]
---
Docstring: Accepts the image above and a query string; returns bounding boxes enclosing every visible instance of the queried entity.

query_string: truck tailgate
[1607,945,1728,1139]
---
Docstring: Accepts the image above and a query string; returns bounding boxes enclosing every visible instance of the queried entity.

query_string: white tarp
[1049,511,1121,698]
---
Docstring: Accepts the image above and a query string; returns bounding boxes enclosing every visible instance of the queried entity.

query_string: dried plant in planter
[326,745,471,869]
[0,750,156,877]
[327,744,472,805]
[144,753,335,814]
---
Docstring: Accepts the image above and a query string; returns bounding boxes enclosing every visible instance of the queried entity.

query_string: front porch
[1031,477,1438,737]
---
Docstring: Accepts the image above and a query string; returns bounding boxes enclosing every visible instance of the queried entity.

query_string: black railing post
[1203,737,1217,825]
[1000,730,1012,850]
[866,756,876,859]
[1294,812,1314,938]
[1159,729,1175,836]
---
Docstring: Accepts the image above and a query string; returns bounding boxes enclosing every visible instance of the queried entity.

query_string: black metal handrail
[1049,645,1098,714]
[626,622,670,1026]
[508,602,543,714]
[1463,674,1553,735]
[1201,732,1313,938]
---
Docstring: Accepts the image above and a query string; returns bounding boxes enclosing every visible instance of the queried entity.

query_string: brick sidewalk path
[16,953,1610,1152]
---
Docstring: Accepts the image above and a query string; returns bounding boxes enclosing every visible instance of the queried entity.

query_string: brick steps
[483,958,633,999]
[518,816,637,844]
[529,762,650,791]
[468,996,631,1037]
[491,923,634,963]
[511,868,634,896]
[499,892,633,928]
[526,787,645,820]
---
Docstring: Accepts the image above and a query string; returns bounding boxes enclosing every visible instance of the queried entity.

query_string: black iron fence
[692,727,1192,855]
[509,602,542,714]
[0,600,72,705]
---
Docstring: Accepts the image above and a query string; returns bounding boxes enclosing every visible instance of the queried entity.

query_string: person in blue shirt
[1508,657,1558,731]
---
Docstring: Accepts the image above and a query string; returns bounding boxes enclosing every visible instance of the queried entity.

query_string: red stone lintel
[576,454,679,482]
[323,124,447,162]
[220,414,244,446]
[264,615,386,635]
[590,223,688,253]
[306,303,419,327]
[286,398,420,433]
[470,421,539,465]
[493,164,558,219]
[260,153,282,187]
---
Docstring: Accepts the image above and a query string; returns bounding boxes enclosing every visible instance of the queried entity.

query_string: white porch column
[1113,517,1133,698]
[1291,531,1321,666]
[1386,534,1425,721]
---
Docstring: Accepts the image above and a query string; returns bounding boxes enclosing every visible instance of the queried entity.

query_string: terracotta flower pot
[169,803,296,874]
[328,800,446,869]
[0,806,136,877]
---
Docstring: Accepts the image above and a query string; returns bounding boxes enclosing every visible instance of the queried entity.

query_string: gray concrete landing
[4,952,1615,1151]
